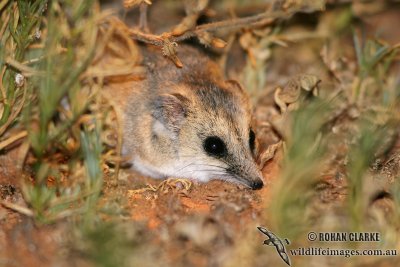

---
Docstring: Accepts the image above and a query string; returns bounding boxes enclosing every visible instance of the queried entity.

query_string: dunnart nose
[251,179,264,190]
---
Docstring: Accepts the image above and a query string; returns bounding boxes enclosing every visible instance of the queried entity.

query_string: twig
[0,0,10,14]
[0,8,10,39]
[174,10,284,41]
[139,2,149,32]
[92,21,118,64]
[171,0,209,36]
[0,85,27,136]
[0,66,7,105]
[129,9,290,67]
[129,30,163,46]
[129,9,290,46]
[5,57,45,76]
[21,55,46,65]
[0,200,34,217]
[100,90,125,185]
[84,65,146,78]
[0,130,27,150]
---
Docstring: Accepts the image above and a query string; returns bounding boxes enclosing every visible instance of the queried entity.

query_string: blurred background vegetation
[1,0,400,267]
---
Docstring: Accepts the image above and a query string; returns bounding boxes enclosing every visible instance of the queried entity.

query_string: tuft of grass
[71,221,144,267]
[1,0,146,264]
[346,122,390,231]
[268,99,331,240]
[347,39,400,230]
[0,0,46,135]
[392,178,400,227]
[1,0,146,265]
[0,0,112,224]
[352,32,399,103]
[19,0,103,223]
[80,123,104,222]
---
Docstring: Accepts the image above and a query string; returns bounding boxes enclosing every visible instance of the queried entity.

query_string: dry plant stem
[46,208,85,222]
[0,200,34,217]
[0,0,10,12]
[102,18,141,60]
[17,139,30,171]
[0,9,10,39]
[0,130,27,150]
[112,20,141,60]
[139,2,149,32]
[49,188,101,207]
[0,85,26,136]
[175,10,282,40]
[129,10,289,46]
[171,0,209,36]
[21,55,46,65]
[49,96,93,143]
[92,22,117,65]
[129,30,163,46]
[0,67,7,104]
[100,90,124,184]
[5,57,44,76]
[84,66,145,78]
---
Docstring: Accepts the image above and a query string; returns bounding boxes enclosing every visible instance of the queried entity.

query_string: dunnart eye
[203,136,227,157]
[249,128,256,152]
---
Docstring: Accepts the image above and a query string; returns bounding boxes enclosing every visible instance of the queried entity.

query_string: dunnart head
[123,45,264,190]
[148,79,264,190]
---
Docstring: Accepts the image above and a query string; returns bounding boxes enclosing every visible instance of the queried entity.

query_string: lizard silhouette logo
[257,226,291,266]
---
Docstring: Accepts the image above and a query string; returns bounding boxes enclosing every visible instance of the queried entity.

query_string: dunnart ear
[225,80,247,97]
[152,93,189,135]
[225,79,251,110]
